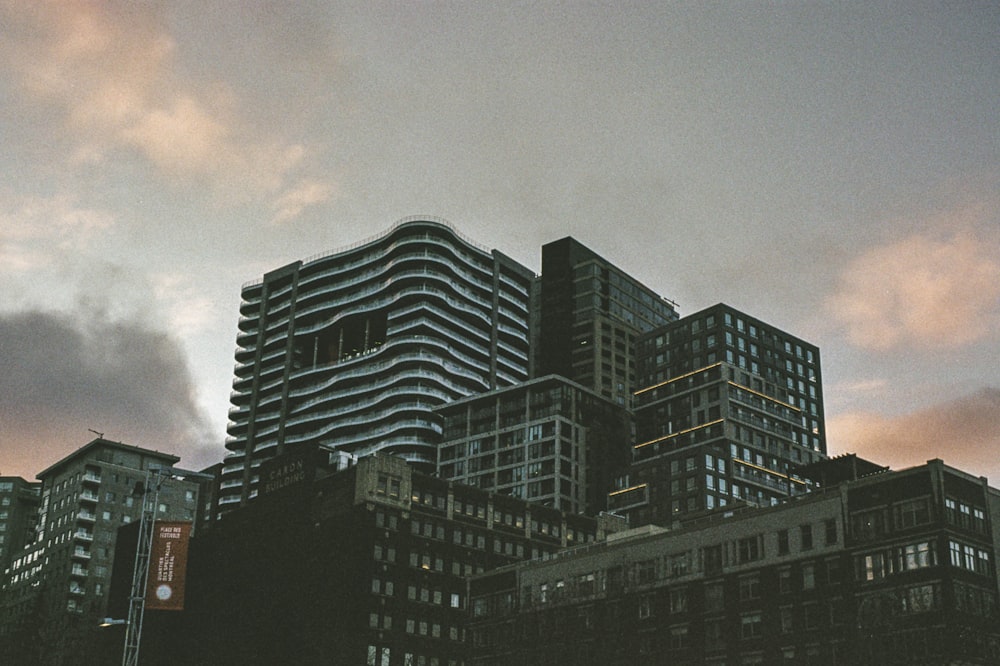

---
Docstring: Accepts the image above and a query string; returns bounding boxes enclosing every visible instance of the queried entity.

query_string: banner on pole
[145,521,192,611]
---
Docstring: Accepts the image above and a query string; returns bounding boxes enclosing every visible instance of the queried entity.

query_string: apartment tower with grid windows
[610,304,827,525]
[532,237,679,408]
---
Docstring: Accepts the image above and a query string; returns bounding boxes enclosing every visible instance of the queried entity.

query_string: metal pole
[122,468,163,666]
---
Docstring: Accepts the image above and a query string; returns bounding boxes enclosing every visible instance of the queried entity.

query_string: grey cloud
[0,309,220,478]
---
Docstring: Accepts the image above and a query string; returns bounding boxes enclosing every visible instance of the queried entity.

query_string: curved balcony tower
[220,218,533,510]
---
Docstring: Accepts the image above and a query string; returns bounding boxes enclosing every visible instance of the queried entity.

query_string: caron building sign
[258,448,316,497]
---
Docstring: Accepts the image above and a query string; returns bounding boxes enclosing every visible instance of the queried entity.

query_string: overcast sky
[1,1,997,483]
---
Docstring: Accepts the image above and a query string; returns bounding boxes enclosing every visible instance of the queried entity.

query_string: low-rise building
[469,458,1000,665]
[150,453,624,666]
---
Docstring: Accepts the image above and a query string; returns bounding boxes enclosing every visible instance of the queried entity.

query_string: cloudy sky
[1,1,997,483]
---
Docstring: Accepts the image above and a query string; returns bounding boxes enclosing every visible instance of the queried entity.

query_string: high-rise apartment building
[0,477,40,587]
[436,375,631,515]
[0,438,199,666]
[610,304,826,524]
[221,219,534,511]
[533,237,678,407]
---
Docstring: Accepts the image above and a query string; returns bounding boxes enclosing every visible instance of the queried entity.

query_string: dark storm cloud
[0,309,218,479]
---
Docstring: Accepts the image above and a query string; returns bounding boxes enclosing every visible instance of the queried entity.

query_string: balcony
[79,490,99,503]
[70,565,89,578]
[73,530,94,542]
[71,547,91,561]
[68,584,86,596]
[82,472,102,485]
[77,510,97,523]
[733,462,791,494]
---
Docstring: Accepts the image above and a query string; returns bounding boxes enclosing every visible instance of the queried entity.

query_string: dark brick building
[139,454,624,665]
[469,458,1000,665]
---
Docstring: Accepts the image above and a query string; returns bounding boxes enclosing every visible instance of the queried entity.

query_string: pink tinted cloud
[825,202,1000,352]
[1,1,330,216]
[827,387,1000,483]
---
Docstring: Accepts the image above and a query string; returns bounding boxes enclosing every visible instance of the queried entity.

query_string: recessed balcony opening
[297,311,389,368]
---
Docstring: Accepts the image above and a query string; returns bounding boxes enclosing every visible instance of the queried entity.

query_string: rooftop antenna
[88,428,105,439]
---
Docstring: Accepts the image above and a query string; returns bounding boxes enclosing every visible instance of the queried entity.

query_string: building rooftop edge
[242,217,503,290]
[432,373,622,412]
[35,438,181,481]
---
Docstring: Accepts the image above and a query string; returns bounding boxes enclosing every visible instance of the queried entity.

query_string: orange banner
[145,521,192,611]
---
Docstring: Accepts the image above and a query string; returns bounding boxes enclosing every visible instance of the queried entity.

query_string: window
[893,498,930,529]
[861,552,887,581]
[902,584,938,614]
[778,568,792,594]
[637,559,656,584]
[669,625,689,649]
[740,612,762,639]
[638,595,652,619]
[780,607,793,634]
[739,575,760,601]
[670,588,688,614]
[972,507,986,532]
[824,519,837,545]
[777,529,789,555]
[704,582,724,612]
[800,524,813,550]
[669,552,690,577]
[704,545,723,575]
[803,603,821,630]
[802,563,816,590]
[705,619,725,651]
[951,540,992,575]
[738,535,762,563]
[899,541,934,571]
[825,558,841,585]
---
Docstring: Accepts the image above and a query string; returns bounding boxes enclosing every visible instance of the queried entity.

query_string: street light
[122,465,213,666]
